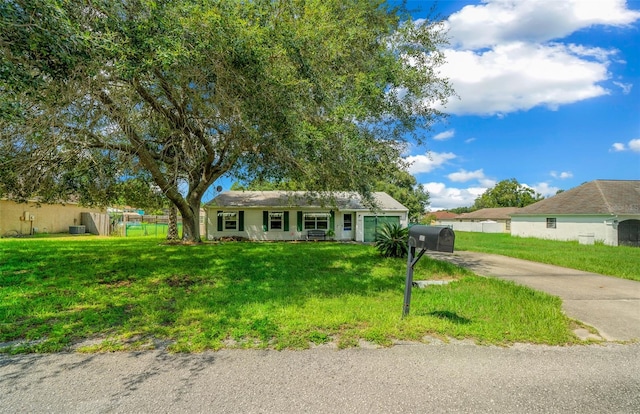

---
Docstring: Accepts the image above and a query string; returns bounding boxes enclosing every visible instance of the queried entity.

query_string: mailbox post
[403,226,455,317]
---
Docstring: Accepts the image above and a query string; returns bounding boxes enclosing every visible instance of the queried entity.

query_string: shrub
[375,222,408,258]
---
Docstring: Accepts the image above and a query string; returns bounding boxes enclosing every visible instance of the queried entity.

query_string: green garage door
[363,216,400,242]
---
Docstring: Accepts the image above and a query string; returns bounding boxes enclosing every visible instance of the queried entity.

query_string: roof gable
[458,207,521,220]
[513,180,640,215]
[431,211,459,219]
[206,191,408,211]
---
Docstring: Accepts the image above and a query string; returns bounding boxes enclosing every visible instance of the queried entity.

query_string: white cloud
[611,139,640,152]
[424,182,487,210]
[447,0,640,49]
[433,130,455,141]
[440,43,610,115]
[550,171,573,179]
[405,152,456,174]
[448,168,486,183]
[528,182,561,198]
[613,81,633,94]
[611,142,626,151]
[430,0,640,116]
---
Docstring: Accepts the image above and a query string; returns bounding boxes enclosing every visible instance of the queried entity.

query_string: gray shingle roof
[206,191,408,211]
[512,180,640,215]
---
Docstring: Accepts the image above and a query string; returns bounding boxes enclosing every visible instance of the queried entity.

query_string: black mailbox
[408,225,455,253]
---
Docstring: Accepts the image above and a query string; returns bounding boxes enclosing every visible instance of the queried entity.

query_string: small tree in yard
[1,0,453,243]
[375,222,409,258]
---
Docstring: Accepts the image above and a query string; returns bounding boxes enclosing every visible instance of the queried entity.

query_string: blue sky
[402,0,640,210]
[212,0,640,210]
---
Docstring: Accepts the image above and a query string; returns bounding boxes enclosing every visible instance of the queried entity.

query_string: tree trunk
[167,205,179,241]
[178,200,202,243]
[181,213,200,243]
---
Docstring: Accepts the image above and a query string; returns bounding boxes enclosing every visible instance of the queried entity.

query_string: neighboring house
[0,199,108,236]
[510,180,640,247]
[204,191,409,242]
[428,211,459,225]
[439,207,520,233]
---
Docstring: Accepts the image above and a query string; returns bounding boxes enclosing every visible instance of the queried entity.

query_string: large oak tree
[1,0,452,242]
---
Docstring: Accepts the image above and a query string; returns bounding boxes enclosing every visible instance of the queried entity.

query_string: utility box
[69,225,86,234]
[408,225,455,253]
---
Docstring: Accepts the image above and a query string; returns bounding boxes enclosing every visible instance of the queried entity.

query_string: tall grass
[0,237,578,353]
[454,232,640,281]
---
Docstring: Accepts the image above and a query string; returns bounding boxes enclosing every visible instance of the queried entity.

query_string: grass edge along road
[1,235,618,354]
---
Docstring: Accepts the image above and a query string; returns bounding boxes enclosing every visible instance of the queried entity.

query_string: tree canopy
[372,169,429,222]
[473,179,544,209]
[1,0,453,242]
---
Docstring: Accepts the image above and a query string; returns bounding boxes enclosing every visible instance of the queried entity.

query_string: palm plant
[375,222,409,258]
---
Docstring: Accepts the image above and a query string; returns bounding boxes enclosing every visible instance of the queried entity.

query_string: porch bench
[306,229,326,241]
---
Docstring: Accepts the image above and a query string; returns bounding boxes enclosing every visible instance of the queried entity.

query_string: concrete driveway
[427,251,640,341]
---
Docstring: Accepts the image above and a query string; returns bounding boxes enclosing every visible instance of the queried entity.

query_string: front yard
[1,237,583,353]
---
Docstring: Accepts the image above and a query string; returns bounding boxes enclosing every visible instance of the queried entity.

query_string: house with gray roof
[438,207,520,233]
[204,191,409,242]
[510,180,640,247]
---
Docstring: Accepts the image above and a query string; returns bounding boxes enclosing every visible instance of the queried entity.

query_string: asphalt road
[1,341,639,413]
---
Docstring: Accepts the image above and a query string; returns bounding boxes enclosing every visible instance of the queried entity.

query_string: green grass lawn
[454,232,640,281]
[0,237,580,353]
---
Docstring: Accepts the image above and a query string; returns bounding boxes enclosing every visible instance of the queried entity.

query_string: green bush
[375,222,408,258]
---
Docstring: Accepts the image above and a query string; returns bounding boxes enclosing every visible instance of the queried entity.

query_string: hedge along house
[205,191,409,242]
[510,180,640,247]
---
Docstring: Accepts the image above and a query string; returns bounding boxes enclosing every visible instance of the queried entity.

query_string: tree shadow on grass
[425,311,471,325]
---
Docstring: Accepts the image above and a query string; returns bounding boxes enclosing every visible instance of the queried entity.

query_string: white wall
[511,215,615,245]
[206,209,302,241]
[438,220,507,233]
[207,208,408,242]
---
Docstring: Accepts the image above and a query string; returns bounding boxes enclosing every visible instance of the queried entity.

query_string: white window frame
[546,218,557,229]
[270,211,284,231]
[304,212,330,230]
[219,212,238,231]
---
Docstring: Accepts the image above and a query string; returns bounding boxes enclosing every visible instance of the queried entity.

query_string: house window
[304,212,329,230]
[270,212,283,230]
[343,213,352,231]
[222,212,238,230]
[218,212,237,230]
[546,218,556,229]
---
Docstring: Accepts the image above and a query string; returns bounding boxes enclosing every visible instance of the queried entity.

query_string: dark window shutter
[330,210,335,232]
[238,211,245,231]
[217,211,223,231]
[284,211,289,231]
[263,211,268,231]
[297,211,303,231]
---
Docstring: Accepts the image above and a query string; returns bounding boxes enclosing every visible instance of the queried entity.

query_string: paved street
[1,341,639,413]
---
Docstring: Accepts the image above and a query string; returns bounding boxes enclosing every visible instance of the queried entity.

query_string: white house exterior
[510,180,640,247]
[439,207,520,233]
[204,191,409,242]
